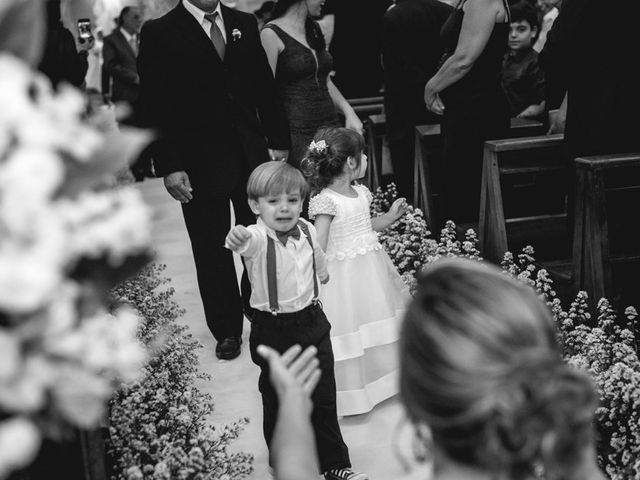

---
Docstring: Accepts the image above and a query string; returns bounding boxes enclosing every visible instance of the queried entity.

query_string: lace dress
[309,184,411,416]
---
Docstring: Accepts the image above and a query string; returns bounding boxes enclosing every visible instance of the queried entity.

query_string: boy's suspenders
[265,221,318,315]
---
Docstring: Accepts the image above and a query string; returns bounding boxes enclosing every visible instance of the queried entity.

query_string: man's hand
[164,171,193,203]
[257,344,321,403]
[269,149,289,161]
[225,225,251,250]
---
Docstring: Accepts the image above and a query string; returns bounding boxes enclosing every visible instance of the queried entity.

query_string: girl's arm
[328,77,363,134]
[371,198,408,232]
[260,26,284,76]
[424,0,505,110]
[313,214,333,251]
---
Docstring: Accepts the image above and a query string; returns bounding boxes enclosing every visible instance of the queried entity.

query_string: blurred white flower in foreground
[0,51,151,478]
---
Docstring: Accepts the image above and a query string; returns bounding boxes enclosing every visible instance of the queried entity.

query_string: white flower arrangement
[232,28,242,41]
[0,53,152,478]
[372,184,640,476]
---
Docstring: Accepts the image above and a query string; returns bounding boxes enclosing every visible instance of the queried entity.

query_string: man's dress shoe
[216,336,242,360]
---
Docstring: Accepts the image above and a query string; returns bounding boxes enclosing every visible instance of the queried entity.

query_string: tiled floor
[137,178,431,480]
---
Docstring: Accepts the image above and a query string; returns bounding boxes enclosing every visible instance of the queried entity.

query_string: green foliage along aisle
[109,264,253,480]
[371,184,640,479]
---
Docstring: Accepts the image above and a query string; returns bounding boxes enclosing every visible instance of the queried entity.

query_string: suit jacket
[103,29,139,104]
[136,3,290,195]
[381,0,453,140]
[540,0,640,159]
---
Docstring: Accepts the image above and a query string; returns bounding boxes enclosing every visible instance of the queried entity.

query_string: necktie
[204,12,226,60]
[129,35,138,56]
[275,226,300,246]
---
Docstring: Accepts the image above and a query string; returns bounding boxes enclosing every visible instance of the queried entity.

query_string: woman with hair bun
[260,0,363,167]
[400,258,605,480]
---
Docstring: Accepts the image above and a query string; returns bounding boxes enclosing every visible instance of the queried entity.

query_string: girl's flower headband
[309,140,327,154]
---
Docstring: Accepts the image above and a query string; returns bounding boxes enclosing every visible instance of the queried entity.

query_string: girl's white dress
[309,184,411,416]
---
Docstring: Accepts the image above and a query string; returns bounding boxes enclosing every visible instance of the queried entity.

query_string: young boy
[501,1,546,119]
[225,162,367,480]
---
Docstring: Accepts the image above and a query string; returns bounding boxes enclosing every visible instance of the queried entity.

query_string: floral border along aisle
[0,54,151,478]
[109,264,253,480]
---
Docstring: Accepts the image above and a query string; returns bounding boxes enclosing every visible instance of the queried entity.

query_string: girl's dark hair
[400,259,598,480]
[269,0,326,50]
[301,127,365,191]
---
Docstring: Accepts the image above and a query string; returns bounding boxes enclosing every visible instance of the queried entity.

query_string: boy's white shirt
[231,218,329,313]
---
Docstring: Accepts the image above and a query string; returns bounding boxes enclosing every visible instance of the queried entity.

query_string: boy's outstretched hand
[388,197,409,222]
[257,344,321,409]
[226,225,251,250]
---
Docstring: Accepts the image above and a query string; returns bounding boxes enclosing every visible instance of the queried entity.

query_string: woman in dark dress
[424,0,511,226]
[260,0,362,168]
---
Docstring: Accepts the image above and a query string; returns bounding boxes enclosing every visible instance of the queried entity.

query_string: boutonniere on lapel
[231,28,242,42]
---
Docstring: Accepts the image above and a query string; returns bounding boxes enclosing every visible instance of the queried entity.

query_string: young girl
[303,127,411,416]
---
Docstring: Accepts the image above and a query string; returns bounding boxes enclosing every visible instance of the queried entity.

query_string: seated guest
[263,258,606,480]
[501,1,545,119]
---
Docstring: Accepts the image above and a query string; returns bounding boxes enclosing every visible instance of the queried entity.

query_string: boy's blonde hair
[247,161,308,200]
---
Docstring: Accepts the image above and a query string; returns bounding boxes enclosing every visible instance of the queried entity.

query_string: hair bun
[480,359,596,478]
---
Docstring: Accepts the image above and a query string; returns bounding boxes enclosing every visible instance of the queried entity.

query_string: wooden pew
[413,117,546,228]
[478,134,566,263]
[572,153,640,303]
[364,113,386,190]
[347,96,384,120]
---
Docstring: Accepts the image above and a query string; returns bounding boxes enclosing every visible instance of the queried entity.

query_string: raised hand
[164,171,193,203]
[388,197,409,221]
[257,344,321,402]
[225,225,251,250]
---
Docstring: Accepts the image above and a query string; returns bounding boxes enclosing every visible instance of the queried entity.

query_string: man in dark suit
[137,0,290,359]
[380,0,453,199]
[103,6,142,111]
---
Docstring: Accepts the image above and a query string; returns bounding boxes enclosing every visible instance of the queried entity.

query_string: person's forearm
[328,79,356,118]
[371,212,396,232]
[272,392,318,480]
[426,53,473,94]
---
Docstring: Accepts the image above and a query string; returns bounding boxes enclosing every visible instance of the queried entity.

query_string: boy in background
[501,1,546,119]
